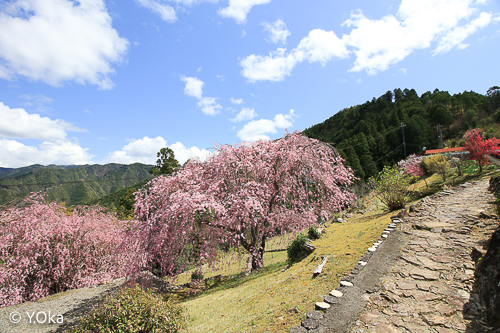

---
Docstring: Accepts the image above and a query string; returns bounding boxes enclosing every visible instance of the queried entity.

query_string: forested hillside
[303,87,500,179]
[0,163,153,206]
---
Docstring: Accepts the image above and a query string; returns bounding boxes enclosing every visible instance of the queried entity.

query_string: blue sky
[0,0,499,168]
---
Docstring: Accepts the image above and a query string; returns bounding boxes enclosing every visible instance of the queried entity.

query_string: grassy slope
[178,210,392,333]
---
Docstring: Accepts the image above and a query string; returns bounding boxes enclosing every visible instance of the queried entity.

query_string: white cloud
[216,74,225,81]
[230,107,257,122]
[237,109,295,142]
[295,29,350,64]
[135,0,176,22]
[240,0,496,80]
[218,0,272,24]
[181,75,221,115]
[343,0,494,74]
[433,11,492,54]
[105,136,166,164]
[230,97,244,104]
[262,19,290,44]
[19,94,53,113]
[181,75,204,99]
[240,29,348,82]
[105,136,210,165]
[197,97,222,115]
[0,139,93,168]
[19,94,53,105]
[0,102,85,141]
[0,102,92,168]
[170,141,211,163]
[240,48,299,82]
[0,0,129,90]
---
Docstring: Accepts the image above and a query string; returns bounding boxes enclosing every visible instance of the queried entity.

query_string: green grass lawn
[168,209,392,333]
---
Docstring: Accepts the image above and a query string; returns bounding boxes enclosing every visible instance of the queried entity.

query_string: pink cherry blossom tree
[128,132,356,276]
[0,194,129,307]
[398,154,424,177]
[398,154,426,188]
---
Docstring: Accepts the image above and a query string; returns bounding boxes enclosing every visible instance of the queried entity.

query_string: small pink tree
[464,128,500,172]
[398,154,426,188]
[0,194,129,307]
[128,132,356,276]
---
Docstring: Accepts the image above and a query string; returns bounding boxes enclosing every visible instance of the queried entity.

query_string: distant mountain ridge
[0,163,153,206]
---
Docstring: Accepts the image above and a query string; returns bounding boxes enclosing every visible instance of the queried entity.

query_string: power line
[335,126,400,150]
[361,143,404,170]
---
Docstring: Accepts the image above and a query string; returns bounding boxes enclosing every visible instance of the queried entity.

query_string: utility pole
[438,125,443,149]
[401,122,406,159]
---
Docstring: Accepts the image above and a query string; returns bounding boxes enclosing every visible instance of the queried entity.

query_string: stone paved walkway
[350,179,499,333]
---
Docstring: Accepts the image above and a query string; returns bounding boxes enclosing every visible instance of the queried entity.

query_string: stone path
[290,179,499,333]
[350,180,498,333]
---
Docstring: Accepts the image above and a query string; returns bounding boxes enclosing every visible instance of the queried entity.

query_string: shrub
[308,225,321,240]
[0,194,129,307]
[191,270,204,281]
[426,155,450,181]
[287,233,308,263]
[370,166,411,211]
[420,155,444,175]
[69,285,188,333]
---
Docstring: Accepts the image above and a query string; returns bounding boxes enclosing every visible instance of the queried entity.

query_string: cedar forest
[303,86,500,180]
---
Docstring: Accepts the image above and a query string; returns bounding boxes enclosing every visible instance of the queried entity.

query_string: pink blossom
[125,132,356,275]
[0,195,129,307]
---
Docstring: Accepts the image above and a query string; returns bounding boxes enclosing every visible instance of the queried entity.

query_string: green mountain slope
[0,163,153,206]
[303,87,500,179]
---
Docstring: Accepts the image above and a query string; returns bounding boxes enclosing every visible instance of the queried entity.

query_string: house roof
[425,147,465,155]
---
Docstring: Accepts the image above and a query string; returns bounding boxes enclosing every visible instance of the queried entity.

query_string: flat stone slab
[315,302,331,310]
[301,318,319,330]
[340,281,353,287]
[422,221,453,229]
[415,256,450,271]
[359,261,367,266]
[290,326,308,333]
[368,247,377,252]
[382,234,388,238]
[409,268,440,280]
[306,310,324,320]
[397,280,417,290]
[330,290,343,297]
[324,295,340,304]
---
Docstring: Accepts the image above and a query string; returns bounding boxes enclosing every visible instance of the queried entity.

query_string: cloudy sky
[0,0,499,168]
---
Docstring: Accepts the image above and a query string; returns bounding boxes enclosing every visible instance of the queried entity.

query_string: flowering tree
[128,132,356,276]
[398,154,426,188]
[398,154,424,178]
[464,128,500,172]
[0,194,128,307]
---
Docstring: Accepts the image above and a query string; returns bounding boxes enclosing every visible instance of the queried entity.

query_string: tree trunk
[250,235,266,271]
[251,251,264,270]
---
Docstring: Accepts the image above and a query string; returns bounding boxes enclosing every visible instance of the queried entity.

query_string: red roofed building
[425,147,465,155]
